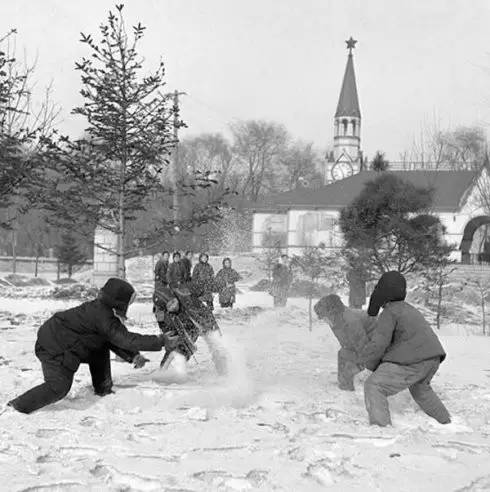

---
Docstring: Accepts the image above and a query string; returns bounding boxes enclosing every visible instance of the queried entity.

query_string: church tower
[326,37,363,183]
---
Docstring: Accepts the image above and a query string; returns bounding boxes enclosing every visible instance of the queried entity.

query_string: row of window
[335,119,359,137]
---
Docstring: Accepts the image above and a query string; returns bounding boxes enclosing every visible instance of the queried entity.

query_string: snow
[1,285,490,491]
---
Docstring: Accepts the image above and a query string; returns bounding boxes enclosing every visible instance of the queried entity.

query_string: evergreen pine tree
[370,151,389,171]
[56,233,87,278]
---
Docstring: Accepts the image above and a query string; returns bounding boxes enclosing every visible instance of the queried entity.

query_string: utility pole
[172,90,186,225]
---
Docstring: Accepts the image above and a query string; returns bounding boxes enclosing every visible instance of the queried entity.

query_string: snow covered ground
[1,288,490,492]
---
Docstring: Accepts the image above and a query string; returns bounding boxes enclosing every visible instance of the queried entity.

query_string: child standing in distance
[154,250,170,291]
[166,252,186,289]
[215,257,241,308]
[181,251,193,283]
[271,254,293,307]
[314,294,377,391]
[360,271,451,427]
[192,253,215,311]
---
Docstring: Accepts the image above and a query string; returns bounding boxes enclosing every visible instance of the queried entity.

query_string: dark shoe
[338,384,355,392]
[94,388,114,397]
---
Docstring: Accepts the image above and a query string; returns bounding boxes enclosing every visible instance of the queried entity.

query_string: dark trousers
[364,358,451,426]
[9,344,113,414]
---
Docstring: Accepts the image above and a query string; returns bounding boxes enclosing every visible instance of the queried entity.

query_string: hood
[314,294,344,319]
[222,257,232,268]
[367,271,406,317]
[199,253,209,263]
[98,278,135,319]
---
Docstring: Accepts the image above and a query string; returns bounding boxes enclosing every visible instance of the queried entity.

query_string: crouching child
[7,278,177,414]
[314,294,378,391]
[359,271,451,427]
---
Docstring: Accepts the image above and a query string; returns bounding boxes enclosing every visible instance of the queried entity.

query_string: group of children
[5,263,451,428]
[314,271,451,427]
[154,251,241,310]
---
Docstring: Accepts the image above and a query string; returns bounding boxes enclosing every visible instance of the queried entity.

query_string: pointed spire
[335,37,361,118]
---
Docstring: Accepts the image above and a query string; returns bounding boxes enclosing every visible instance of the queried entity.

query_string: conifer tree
[56,232,87,278]
[41,5,226,278]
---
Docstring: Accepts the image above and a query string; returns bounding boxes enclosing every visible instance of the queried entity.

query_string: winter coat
[329,308,376,358]
[181,258,192,283]
[37,280,163,372]
[367,271,406,317]
[166,262,187,288]
[154,259,169,289]
[192,262,215,303]
[215,266,241,305]
[271,263,293,297]
[360,302,446,366]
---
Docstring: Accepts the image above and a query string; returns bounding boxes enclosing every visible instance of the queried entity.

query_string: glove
[158,333,180,352]
[132,354,150,369]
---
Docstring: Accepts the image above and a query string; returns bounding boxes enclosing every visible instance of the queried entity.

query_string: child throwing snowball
[360,271,451,427]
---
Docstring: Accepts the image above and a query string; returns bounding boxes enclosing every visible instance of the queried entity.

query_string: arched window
[351,119,356,136]
[342,119,348,136]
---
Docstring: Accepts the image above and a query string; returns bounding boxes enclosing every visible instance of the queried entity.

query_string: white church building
[251,38,490,264]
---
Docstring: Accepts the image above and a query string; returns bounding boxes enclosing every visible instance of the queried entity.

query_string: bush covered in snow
[52,283,99,300]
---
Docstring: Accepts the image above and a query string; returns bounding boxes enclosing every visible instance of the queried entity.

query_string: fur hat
[98,278,136,319]
[314,294,344,319]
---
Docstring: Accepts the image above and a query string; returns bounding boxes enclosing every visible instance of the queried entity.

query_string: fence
[0,256,93,277]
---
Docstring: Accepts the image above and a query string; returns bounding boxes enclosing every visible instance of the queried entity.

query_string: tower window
[351,119,356,136]
[342,119,348,135]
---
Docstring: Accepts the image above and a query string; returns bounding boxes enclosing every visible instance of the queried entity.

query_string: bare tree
[469,278,489,336]
[230,120,289,201]
[279,141,323,191]
[0,29,59,275]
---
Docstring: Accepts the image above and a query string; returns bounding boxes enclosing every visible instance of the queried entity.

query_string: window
[342,119,348,136]
[318,214,338,231]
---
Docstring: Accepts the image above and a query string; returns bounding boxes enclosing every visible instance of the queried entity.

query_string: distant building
[252,169,490,263]
[250,38,490,263]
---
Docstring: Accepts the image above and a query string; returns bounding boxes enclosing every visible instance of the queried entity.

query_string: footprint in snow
[90,463,163,491]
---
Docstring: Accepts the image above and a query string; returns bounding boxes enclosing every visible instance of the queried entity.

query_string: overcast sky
[1,0,489,161]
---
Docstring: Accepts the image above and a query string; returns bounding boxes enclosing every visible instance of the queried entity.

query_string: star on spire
[346,36,357,54]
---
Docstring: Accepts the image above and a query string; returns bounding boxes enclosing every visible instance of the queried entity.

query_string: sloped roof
[335,53,361,118]
[252,171,477,213]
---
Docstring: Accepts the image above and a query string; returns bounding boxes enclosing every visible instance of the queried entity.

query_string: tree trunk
[436,278,443,330]
[68,264,73,278]
[482,289,486,336]
[11,227,17,274]
[117,162,126,279]
[308,290,313,332]
[34,251,39,278]
[57,261,61,281]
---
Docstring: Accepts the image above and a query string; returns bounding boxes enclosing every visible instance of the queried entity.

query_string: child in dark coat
[154,251,170,291]
[8,278,176,414]
[215,257,241,308]
[360,271,451,427]
[192,253,215,310]
[166,252,186,289]
[314,294,377,391]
